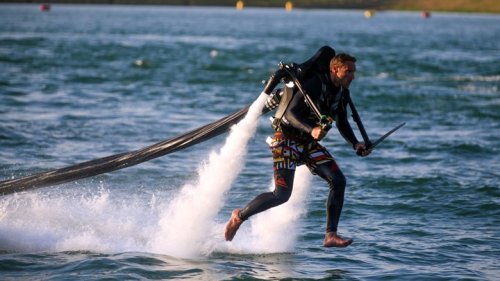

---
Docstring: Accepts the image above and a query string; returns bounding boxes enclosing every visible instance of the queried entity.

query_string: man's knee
[273,169,294,204]
[328,161,346,189]
[330,171,346,191]
[315,163,346,190]
[274,188,292,204]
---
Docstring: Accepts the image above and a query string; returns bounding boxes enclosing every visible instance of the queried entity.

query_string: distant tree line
[1,0,499,13]
[0,0,395,9]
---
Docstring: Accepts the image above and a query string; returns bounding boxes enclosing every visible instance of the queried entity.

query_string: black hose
[0,106,250,196]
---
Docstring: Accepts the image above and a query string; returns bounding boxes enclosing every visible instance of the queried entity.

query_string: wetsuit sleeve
[336,95,359,148]
[282,77,323,134]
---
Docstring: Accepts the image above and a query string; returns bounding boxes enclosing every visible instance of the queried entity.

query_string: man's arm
[337,95,371,156]
[283,89,315,134]
[336,107,359,149]
[282,76,324,136]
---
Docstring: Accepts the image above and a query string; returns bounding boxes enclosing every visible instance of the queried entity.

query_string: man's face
[333,61,356,89]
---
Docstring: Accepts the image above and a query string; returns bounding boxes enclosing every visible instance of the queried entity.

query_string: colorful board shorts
[269,132,335,171]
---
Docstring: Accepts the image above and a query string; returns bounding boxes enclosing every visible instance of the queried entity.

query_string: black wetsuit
[240,72,359,233]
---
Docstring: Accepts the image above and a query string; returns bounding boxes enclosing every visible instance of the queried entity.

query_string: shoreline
[1,1,499,14]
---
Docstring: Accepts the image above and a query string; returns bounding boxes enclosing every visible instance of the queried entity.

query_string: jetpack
[262,45,337,130]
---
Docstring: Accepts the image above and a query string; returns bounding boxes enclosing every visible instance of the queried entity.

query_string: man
[224,52,371,247]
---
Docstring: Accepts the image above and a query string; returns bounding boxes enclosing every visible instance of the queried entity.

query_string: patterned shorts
[269,132,334,171]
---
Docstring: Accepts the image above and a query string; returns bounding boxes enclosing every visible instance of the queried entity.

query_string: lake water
[0,4,499,280]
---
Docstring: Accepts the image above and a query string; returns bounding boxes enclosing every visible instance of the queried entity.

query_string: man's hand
[355,142,372,157]
[311,126,327,141]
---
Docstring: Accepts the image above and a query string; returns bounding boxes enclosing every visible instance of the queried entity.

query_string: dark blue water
[1,4,499,280]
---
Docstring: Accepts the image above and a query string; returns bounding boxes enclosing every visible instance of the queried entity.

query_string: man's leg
[313,161,352,247]
[224,169,295,241]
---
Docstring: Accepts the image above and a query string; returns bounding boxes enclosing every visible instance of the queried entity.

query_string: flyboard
[0,45,404,196]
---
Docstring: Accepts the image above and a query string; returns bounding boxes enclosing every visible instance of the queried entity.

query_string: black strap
[280,63,332,130]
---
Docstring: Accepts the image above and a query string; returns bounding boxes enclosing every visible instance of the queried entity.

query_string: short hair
[330,53,357,69]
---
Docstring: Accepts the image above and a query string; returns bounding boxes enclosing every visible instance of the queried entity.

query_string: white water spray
[149,93,268,258]
[0,93,314,257]
[0,188,158,253]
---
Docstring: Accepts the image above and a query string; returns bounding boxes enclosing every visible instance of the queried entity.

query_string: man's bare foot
[323,232,353,248]
[224,209,243,241]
